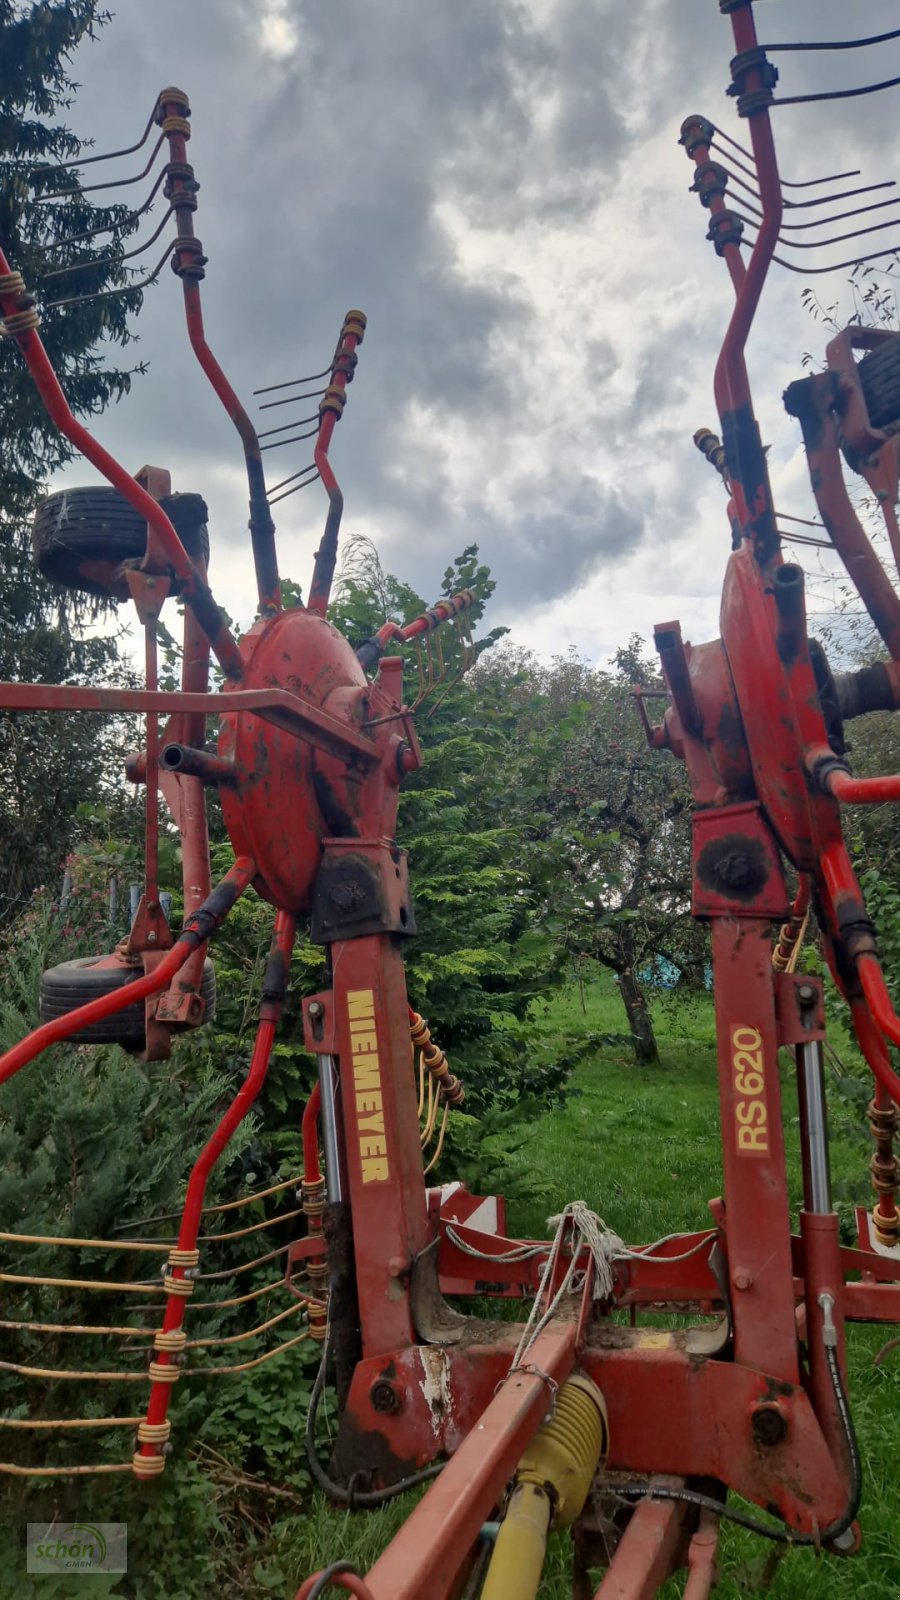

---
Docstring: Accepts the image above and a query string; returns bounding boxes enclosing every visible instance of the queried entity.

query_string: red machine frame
[3,6,900,1596]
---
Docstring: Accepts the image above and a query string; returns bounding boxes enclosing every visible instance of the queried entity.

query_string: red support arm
[0,250,245,680]
[0,857,255,1085]
[137,908,296,1468]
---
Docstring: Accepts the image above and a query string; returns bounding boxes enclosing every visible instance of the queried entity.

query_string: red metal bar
[157,564,214,1002]
[361,1321,577,1600]
[592,1488,688,1600]
[712,9,783,552]
[374,590,476,652]
[0,682,378,764]
[792,392,900,661]
[303,1082,322,1185]
[709,917,799,1378]
[138,907,296,1461]
[0,249,245,681]
[681,1511,720,1600]
[330,928,433,1356]
[144,615,161,918]
[158,91,280,616]
[826,768,900,805]
[858,957,900,1062]
[0,857,254,1084]
[308,316,365,617]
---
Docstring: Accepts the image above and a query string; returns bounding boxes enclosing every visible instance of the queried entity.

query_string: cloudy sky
[46,0,900,664]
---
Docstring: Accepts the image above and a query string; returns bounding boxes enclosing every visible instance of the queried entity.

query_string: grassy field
[300,971,900,1598]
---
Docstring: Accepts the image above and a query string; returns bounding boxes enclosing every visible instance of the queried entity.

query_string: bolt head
[370,1380,401,1415]
[751,1403,788,1448]
[308,1001,323,1017]
[146,931,158,944]
[733,1269,752,1291]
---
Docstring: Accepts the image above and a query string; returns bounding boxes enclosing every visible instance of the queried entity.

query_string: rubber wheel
[32,486,210,599]
[857,336,900,432]
[38,955,216,1045]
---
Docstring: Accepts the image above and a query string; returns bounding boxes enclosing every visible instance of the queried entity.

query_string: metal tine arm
[35,133,166,201]
[156,86,279,615]
[41,205,175,280]
[258,412,320,442]
[723,177,900,237]
[48,168,170,250]
[268,463,319,498]
[258,387,328,412]
[43,242,176,311]
[30,103,158,172]
[709,120,859,189]
[735,209,900,255]
[268,470,320,506]
[307,311,366,617]
[760,28,900,54]
[712,149,895,212]
[773,74,900,110]
[260,425,319,454]
[253,364,337,397]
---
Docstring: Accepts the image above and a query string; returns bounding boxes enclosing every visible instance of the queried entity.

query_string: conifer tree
[0,1,144,912]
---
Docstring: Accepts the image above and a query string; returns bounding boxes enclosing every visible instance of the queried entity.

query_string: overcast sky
[45,0,900,665]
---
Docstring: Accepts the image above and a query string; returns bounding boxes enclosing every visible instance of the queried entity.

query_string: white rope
[444,1226,545,1264]
[614,1230,717,1266]
[509,1202,623,1371]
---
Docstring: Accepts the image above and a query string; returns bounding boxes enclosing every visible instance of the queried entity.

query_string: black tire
[32,486,209,598]
[857,336,900,432]
[38,955,216,1044]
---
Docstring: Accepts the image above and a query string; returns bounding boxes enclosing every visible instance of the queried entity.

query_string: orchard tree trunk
[616,967,659,1065]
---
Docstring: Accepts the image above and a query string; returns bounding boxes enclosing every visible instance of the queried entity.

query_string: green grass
[291,971,900,1598]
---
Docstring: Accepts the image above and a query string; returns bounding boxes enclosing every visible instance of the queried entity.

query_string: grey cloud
[33,0,900,644]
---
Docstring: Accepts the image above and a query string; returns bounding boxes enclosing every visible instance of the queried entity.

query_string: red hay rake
[3,6,900,1596]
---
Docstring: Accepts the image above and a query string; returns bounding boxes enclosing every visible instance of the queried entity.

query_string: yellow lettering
[361,1158,390,1183]
[735,1070,764,1096]
[736,1100,767,1127]
[346,992,391,1183]
[738,1123,769,1153]
[732,1025,762,1051]
[353,1057,380,1089]
[347,990,375,1020]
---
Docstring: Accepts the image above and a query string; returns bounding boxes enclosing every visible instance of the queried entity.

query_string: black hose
[304,1562,364,1599]
[305,1330,443,1507]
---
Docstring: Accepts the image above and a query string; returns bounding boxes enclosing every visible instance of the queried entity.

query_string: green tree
[477,639,702,1064]
[0,0,145,913]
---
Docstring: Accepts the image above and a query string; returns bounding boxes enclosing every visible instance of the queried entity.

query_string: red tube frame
[0,856,255,1084]
[0,251,244,681]
[137,908,296,1462]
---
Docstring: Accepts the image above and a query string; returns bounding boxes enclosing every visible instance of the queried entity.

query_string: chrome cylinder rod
[797,1039,832,1214]
[317,1052,343,1202]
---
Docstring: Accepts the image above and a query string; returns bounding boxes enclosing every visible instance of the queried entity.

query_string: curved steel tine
[41,241,176,309]
[259,426,320,454]
[253,365,335,396]
[709,120,860,189]
[259,388,328,412]
[267,471,321,505]
[49,169,169,249]
[258,412,320,442]
[30,104,159,173]
[41,207,175,280]
[34,134,166,200]
[267,462,319,496]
